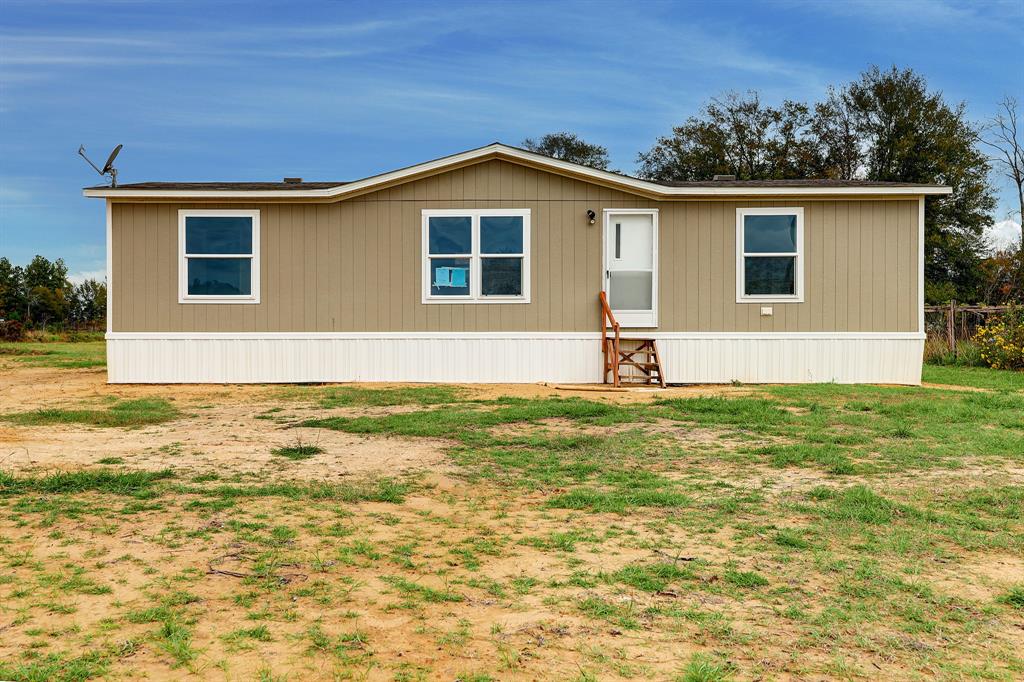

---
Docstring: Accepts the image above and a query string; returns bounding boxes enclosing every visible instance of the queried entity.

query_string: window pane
[744,256,795,295]
[186,216,253,254]
[429,257,470,296]
[609,271,653,310]
[187,258,252,296]
[481,257,522,296]
[480,216,523,254]
[744,214,797,253]
[428,217,471,254]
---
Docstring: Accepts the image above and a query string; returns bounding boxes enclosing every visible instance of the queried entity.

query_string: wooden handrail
[599,290,618,331]
[598,291,620,387]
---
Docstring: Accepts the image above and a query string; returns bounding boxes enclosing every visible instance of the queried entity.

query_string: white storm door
[603,209,658,327]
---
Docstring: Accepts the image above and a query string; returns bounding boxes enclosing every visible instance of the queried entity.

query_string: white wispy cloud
[68,269,105,284]
[985,219,1022,252]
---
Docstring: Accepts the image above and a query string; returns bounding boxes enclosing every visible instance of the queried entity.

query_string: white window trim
[421,208,531,304]
[178,209,260,304]
[736,207,804,304]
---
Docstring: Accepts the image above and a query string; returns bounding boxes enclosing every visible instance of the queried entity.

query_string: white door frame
[602,208,658,328]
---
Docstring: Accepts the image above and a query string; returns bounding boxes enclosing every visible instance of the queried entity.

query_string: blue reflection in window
[744,256,795,295]
[188,258,252,296]
[481,258,522,296]
[480,216,523,254]
[744,214,797,253]
[429,217,471,254]
[186,216,253,254]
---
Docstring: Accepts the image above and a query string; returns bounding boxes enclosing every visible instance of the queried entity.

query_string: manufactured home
[84,143,950,385]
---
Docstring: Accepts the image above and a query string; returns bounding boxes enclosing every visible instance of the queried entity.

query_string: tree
[636,66,997,302]
[67,279,107,326]
[980,96,1023,251]
[21,255,70,326]
[0,257,26,320]
[841,66,995,302]
[521,132,611,170]
[636,91,823,181]
[0,256,105,329]
[979,247,1024,304]
[810,87,864,180]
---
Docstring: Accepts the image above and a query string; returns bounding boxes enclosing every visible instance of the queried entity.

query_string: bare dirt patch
[1,368,451,479]
[0,404,448,481]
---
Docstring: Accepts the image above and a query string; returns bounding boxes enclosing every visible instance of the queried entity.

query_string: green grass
[0,469,175,496]
[0,340,106,368]
[2,398,179,428]
[277,384,463,408]
[723,569,769,589]
[0,649,111,682]
[188,477,408,504]
[2,362,1022,680]
[922,364,1023,391]
[548,487,691,513]
[607,562,697,592]
[271,443,325,460]
[381,575,464,603]
[997,585,1024,609]
[0,469,408,508]
[301,371,1024,515]
[676,653,737,682]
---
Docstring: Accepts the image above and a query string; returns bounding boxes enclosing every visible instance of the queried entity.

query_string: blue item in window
[434,266,468,288]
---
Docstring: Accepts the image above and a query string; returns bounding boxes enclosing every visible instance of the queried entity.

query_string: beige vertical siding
[111,159,921,333]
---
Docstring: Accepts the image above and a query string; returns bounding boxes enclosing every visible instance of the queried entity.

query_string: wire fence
[923,302,1011,352]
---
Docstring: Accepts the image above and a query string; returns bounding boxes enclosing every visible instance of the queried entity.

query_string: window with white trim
[179,209,260,304]
[422,209,530,303]
[736,207,803,302]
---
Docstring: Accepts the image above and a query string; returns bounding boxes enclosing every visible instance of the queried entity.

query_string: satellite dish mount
[78,144,123,187]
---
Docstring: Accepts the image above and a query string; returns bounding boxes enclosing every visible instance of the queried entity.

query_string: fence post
[948,299,956,354]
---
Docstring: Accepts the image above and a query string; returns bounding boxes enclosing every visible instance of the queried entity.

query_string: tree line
[0,256,106,334]
[522,66,1023,305]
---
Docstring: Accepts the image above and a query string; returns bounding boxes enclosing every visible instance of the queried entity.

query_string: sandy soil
[0,366,749,479]
[2,362,1022,681]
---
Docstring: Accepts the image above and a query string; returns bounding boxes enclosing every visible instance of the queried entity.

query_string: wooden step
[599,296,666,387]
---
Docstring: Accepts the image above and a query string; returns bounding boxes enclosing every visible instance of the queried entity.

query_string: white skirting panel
[106,333,923,385]
[106,335,602,384]
[654,336,924,385]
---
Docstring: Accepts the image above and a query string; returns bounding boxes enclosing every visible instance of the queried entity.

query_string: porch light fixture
[586,209,596,224]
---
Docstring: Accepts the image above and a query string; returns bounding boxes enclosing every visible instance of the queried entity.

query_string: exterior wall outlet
[760,306,774,316]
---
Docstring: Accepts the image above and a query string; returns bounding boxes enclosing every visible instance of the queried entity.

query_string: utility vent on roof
[283,177,302,184]
[713,174,737,181]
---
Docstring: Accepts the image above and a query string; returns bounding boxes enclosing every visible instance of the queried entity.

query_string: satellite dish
[78,144,123,187]
[101,144,122,174]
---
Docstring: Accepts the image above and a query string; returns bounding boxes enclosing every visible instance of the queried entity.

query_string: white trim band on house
[105,332,924,385]
[83,144,955,200]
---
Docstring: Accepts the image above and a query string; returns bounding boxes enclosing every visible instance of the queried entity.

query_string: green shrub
[974,305,1024,370]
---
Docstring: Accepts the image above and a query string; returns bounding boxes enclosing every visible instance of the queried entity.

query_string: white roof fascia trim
[83,144,954,199]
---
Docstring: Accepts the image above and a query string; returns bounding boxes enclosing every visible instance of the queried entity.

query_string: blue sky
[1,0,1021,280]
